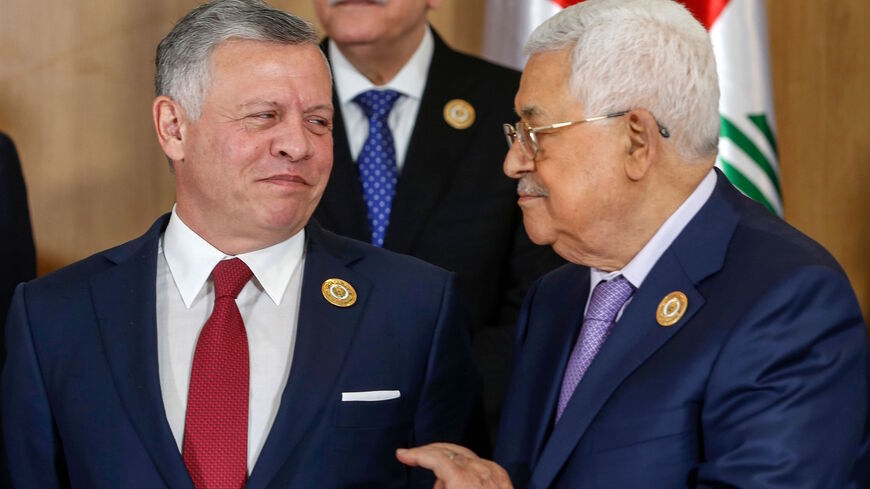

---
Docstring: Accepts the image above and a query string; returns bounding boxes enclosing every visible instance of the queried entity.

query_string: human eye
[305,116,333,135]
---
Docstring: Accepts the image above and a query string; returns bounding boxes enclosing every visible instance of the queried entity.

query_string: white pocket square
[341,390,401,402]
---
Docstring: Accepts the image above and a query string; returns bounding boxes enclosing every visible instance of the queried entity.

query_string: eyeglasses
[503,110,671,159]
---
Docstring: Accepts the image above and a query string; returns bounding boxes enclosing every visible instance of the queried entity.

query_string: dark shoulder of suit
[0,132,36,323]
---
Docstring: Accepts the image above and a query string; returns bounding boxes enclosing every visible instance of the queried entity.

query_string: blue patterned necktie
[354,89,401,247]
[556,276,635,421]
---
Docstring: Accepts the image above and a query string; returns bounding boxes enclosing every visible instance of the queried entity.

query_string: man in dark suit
[397,1,870,487]
[1,1,477,488]
[312,0,563,439]
[0,131,36,489]
[0,132,36,326]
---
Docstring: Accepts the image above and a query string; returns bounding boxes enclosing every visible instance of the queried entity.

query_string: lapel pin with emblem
[321,278,357,308]
[656,291,688,327]
[443,99,475,130]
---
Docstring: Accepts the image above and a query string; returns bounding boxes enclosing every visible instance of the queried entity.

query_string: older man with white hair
[397,0,870,487]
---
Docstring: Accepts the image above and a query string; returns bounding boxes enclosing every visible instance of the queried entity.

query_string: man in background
[312,0,563,443]
[2,1,477,488]
[398,0,870,487]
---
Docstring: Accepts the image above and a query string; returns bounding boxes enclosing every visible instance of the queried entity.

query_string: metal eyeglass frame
[503,110,671,160]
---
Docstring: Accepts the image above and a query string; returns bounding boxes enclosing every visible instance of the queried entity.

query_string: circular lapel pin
[443,99,475,130]
[656,291,688,327]
[322,278,357,308]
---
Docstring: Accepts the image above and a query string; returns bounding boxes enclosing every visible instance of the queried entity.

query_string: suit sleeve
[2,284,68,489]
[409,275,480,488]
[697,266,870,488]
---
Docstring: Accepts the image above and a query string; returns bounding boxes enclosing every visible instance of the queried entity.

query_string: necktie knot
[212,258,253,300]
[354,89,401,122]
[585,276,635,323]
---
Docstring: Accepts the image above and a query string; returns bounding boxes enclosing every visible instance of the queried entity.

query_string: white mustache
[517,177,548,197]
[328,0,387,5]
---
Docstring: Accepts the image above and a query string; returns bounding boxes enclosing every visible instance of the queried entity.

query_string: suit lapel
[92,215,194,489]
[384,33,479,254]
[521,267,590,469]
[245,223,372,489]
[531,172,739,489]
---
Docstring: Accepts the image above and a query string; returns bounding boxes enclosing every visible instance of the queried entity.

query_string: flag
[483,0,781,215]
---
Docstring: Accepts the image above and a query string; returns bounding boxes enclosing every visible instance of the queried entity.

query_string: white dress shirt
[329,26,434,171]
[156,208,305,473]
[588,169,718,317]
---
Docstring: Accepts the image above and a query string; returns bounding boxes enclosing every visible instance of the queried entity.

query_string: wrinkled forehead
[516,49,578,122]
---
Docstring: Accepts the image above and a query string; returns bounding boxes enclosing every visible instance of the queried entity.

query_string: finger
[396,446,463,481]
[426,442,479,459]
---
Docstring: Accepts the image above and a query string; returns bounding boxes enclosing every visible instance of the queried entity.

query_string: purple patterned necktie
[556,275,635,421]
[354,89,401,247]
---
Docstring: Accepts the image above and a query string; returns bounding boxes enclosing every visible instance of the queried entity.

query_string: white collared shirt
[156,207,305,473]
[329,26,434,170]
[588,169,718,318]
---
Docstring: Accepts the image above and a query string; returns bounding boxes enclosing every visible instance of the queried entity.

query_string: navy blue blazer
[495,172,870,488]
[2,216,478,489]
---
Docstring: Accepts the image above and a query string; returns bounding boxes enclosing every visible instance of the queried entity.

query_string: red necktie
[183,258,252,489]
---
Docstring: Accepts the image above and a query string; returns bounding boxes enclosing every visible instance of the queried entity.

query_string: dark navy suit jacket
[2,217,478,489]
[0,132,36,328]
[495,172,870,488]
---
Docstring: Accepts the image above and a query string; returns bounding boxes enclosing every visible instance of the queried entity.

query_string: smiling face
[504,48,634,268]
[170,40,334,253]
[314,0,440,49]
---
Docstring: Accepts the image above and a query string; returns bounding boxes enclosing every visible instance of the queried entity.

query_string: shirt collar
[329,25,434,104]
[590,168,718,291]
[161,206,305,307]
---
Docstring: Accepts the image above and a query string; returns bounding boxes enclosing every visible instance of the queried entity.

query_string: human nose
[271,119,313,162]
[503,140,534,179]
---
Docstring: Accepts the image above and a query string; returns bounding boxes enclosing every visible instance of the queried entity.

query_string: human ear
[624,110,659,181]
[153,96,187,163]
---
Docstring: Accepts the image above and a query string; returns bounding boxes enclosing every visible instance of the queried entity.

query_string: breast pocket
[333,396,406,428]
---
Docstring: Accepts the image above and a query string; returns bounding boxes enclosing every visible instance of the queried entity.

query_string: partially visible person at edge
[2,1,479,488]
[396,0,870,487]
[0,130,37,487]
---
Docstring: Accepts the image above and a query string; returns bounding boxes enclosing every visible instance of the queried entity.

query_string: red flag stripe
[552,0,584,8]
[675,0,729,30]
[549,0,729,31]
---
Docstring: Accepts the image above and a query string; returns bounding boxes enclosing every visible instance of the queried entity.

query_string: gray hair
[155,0,321,120]
[524,0,719,161]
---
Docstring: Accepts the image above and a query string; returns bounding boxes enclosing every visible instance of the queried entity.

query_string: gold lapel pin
[656,291,688,327]
[322,278,357,308]
[443,99,475,130]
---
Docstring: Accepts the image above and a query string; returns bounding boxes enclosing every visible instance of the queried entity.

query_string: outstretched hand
[396,443,513,489]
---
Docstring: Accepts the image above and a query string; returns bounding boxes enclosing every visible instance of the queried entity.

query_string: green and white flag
[706,0,782,214]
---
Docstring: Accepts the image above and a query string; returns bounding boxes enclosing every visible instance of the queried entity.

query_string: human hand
[396,442,513,489]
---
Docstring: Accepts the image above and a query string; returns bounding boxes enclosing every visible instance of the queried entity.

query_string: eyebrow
[237,100,279,111]
[305,103,334,114]
[236,100,334,114]
[517,104,544,122]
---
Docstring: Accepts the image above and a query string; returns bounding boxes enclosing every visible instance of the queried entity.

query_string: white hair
[524,0,719,161]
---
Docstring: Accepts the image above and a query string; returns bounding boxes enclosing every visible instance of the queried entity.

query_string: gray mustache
[517,177,548,197]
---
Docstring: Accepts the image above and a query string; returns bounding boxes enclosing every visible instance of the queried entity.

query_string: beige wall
[1,0,868,319]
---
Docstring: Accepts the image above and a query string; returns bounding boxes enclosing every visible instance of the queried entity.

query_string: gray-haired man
[398,0,870,487]
[2,1,478,488]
